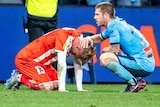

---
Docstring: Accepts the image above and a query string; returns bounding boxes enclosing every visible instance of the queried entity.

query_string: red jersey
[16,28,81,65]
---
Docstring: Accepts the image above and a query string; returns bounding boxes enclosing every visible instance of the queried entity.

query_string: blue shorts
[116,53,151,77]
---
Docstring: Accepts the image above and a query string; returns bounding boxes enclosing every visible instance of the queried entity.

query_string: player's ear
[76,46,80,50]
[77,45,82,50]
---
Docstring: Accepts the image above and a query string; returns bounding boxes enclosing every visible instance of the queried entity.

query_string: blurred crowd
[0,0,160,7]
[59,0,160,6]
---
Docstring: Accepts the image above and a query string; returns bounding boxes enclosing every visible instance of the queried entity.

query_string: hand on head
[80,37,94,48]
[79,43,96,64]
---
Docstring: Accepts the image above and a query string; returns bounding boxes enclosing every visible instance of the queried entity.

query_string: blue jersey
[101,17,155,72]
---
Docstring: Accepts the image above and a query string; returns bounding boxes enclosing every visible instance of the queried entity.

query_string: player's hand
[80,37,93,48]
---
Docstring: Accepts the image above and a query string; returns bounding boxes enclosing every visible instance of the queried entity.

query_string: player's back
[16,28,81,59]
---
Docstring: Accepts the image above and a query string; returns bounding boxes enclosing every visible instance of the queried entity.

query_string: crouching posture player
[81,2,155,93]
[4,27,96,91]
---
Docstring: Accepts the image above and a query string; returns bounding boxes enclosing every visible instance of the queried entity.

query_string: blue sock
[105,61,136,83]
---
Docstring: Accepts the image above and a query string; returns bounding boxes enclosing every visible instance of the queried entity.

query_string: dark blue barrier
[0,6,159,83]
[0,6,28,81]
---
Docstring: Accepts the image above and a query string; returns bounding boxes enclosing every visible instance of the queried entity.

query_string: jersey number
[35,66,45,75]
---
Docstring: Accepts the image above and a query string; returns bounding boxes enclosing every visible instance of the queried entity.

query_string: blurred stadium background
[0,0,159,84]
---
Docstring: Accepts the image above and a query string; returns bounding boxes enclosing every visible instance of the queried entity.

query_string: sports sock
[136,77,142,81]
[128,78,137,85]
[20,75,40,90]
[17,74,22,82]
[105,61,136,83]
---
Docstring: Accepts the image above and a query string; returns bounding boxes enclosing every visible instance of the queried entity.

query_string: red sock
[20,75,40,90]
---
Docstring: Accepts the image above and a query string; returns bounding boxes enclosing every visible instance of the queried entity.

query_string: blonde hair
[95,2,115,18]
[80,44,96,64]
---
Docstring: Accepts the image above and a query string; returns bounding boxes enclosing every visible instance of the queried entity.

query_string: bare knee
[39,81,58,90]
[99,53,119,66]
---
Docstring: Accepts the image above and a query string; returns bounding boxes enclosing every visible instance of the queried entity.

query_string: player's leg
[99,52,147,93]
[27,18,43,42]
[15,58,58,90]
[39,65,58,90]
[118,55,151,77]
[100,52,136,85]
[44,19,57,33]
[117,54,151,92]
[19,74,40,90]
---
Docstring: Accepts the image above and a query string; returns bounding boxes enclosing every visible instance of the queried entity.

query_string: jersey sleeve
[101,21,120,44]
[54,36,65,53]
[109,29,120,44]
[54,34,75,55]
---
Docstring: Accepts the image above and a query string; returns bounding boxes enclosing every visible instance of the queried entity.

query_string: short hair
[80,43,96,64]
[95,2,115,18]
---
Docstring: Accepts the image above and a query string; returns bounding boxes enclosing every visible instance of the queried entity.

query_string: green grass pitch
[0,83,160,107]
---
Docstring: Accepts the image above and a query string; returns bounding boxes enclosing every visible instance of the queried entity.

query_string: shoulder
[108,18,127,32]
[108,18,122,28]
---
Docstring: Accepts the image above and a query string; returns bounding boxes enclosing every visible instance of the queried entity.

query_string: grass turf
[0,83,160,107]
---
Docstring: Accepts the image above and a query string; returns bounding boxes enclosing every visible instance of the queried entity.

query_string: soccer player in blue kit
[81,2,155,93]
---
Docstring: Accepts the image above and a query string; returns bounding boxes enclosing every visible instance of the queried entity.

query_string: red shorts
[15,57,58,84]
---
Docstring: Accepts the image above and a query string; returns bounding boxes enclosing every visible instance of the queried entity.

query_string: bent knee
[39,81,58,90]
[99,53,119,66]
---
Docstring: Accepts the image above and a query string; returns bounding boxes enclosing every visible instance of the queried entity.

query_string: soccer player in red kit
[4,27,96,91]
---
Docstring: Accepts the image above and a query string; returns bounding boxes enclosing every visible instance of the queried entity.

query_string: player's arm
[103,44,120,53]
[57,52,68,92]
[89,34,103,44]
[73,57,83,91]
[103,27,120,53]
[74,57,90,92]
[81,34,103,48]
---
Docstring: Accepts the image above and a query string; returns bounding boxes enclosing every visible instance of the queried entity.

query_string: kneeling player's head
[79,43,96,63]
